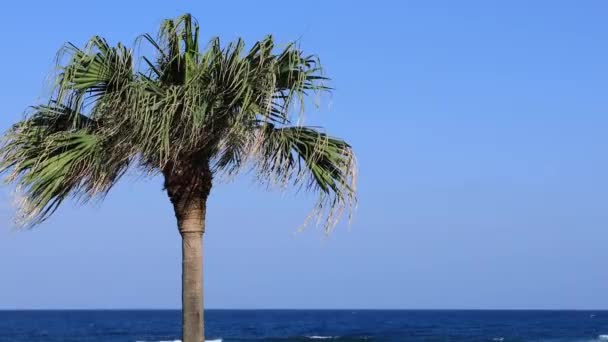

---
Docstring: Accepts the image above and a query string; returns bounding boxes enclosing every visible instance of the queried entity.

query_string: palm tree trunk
[181,231,204,342]
[165,163,212,342]
[176,199,207,342]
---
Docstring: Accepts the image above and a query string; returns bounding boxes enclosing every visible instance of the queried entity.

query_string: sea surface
[0,310,607,342]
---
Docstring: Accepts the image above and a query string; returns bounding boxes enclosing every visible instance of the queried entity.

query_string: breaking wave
[136,340,221,342]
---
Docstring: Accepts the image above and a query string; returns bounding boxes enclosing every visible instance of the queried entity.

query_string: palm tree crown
[0,14,356,230]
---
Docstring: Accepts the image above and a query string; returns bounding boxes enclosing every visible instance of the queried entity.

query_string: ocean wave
[537,336,608,342]
[136,340,221,342]
[306,337,371,341]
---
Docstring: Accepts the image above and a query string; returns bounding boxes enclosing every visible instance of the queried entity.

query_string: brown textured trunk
[179,204,206,342]
[165,163,212,342]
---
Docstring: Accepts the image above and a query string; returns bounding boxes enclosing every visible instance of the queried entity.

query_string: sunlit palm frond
[252,124,357,232]
[55,36,134,115]
[0,106,129,226]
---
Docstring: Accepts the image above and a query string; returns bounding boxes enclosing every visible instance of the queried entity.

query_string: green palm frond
[252,124,356,232]
[1,13,356,230]
[55,35,134,115]
[0,106,129,226]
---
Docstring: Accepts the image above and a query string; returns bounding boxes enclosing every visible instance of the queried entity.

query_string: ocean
[0,310,607,342]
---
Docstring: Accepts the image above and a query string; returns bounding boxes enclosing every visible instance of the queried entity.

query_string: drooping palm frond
[0,13,356,230]
[0,105,129,226]
[252,125,357,232]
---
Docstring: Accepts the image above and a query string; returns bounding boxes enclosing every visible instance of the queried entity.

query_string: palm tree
[0,14,356,342]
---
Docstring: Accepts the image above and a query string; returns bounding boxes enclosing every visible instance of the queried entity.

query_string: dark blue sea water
[1,310,607,342]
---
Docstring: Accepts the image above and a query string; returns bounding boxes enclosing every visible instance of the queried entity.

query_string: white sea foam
[307,337,337,340]
[598,335,608,341]
[136,340,221,342]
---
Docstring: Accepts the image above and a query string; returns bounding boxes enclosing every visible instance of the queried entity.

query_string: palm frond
[252,124,357,232]
[0,106,129,226]
[55,36,133,114]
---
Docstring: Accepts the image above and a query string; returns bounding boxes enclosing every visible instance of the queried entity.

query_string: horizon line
[1,308,607,311]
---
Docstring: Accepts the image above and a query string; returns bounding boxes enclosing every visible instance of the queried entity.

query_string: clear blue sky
[1,0,607,310]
